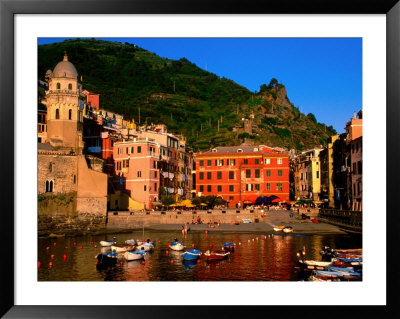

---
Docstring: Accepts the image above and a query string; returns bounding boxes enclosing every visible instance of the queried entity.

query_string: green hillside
[38,39,336,151]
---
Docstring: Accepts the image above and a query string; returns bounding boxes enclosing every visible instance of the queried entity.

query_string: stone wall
[106,209,266,229]
[38,152,78,194]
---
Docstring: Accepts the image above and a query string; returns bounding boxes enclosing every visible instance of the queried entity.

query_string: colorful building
[294,148,323,200]
[195,145,289,207]
[113,138,160,210]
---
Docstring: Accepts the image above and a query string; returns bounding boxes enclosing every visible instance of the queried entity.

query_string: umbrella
[255,196,269,205]
[200,203,208,206]
[243,200,252,204]
[180,199,193,207]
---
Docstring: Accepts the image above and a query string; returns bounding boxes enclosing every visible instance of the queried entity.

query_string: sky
[38,37,362,133]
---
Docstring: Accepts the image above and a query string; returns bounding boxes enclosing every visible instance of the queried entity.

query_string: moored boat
[136,242,154,252]
[182,249,201,261]
[283,226,293,233]
[169,241,185,251]
[204,250,230,261]
[124,239,136,245]
[297,259,333,270]
[123,250,146,261]
[111,244,135,253]
[273,225,285,232]
[99,240,116,247]
[222,242,235,251]
[95,251,118,267]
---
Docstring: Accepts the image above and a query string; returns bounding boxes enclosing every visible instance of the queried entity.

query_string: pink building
[113,138,160,210]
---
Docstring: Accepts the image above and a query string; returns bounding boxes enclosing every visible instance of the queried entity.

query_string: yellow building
[295,148,323,200]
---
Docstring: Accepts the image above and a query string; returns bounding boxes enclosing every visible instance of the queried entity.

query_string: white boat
[124,239,136,245]
[136,243,154,252]
[123,250,146,261]
[100,240,116,247]
[111,244,135,253]
[273,226,285,232]
[283,226,293,233]
[169,241,185,251]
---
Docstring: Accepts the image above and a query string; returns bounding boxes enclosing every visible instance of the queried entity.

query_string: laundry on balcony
[162,171,169,178]
[168,172,174,179]
[181,174,186,181]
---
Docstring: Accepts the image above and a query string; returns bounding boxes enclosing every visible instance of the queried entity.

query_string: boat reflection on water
[182,259,199,270]
[38,231,362,281]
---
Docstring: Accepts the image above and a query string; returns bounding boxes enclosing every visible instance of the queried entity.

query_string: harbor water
[38,230,362,281]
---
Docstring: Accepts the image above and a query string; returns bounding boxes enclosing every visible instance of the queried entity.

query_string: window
[229,196,234,201]
[45,180,54,193]
[126,147,129,154]
[277,158,283,165]
[229,185,234,192]
[246,184,253,191]
[130,147,134,154]
[255,184,260,191]
[215,159,224,166]
[246,169,251,178]
[207,172,212,180]
[266,170,271,177]
[68,109,72,120]
[243,159,248,165]
[56,83,60,89]
[255,169,260,178]
[353,163,356,173]
[229,171,234,179]
[276,183,283,191]
[144,185,147,191]
[266,183,270,191]
[154,183,157,192]
[199,172,204,180]
[137,171,142,177]
[199,160,204,166]
[137,146,141,153]
[217,185,222,192]
[118,148,122,155]
[278,170,282,177]
[265,158,270,164]
[207,185,212,192]
[353,184,356,196]
[316,171,319,179]
[207,160,211,166]
[154,171,157,178]
[48,162,52,172]
[255,159,259,164]
[217,171,222,180]
[357,182,361,195]
[55,109,60,119]
[153,161,157,169]
[73,175,76,184]
[68,83,72,90]
[200,185,204,192]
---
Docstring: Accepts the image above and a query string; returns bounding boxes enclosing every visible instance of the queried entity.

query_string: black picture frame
[1,0,399,318]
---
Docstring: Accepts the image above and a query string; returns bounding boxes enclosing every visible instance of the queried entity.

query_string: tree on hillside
[307,113,317,123]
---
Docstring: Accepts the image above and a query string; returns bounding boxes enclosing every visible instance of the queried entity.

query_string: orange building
[195,146,289,207]
[113,138,160,210]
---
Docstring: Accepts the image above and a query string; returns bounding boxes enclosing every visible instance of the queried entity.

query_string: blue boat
[329,267,362,276]
[222,242,235,251]
[338,257,362,262]
[182,249,201,261]
[96,251,118,267]
[170,241,185,251]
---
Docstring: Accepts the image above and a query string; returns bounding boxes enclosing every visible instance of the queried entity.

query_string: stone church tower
[45,53,85,151]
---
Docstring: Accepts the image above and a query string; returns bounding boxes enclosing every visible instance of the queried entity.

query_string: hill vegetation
[38,39,336,151]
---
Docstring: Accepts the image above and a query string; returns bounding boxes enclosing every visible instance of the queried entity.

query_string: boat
[124,239,136,245]
[123,250,146,261]
[182,249,201,261]
[283,226,293,233]
[169,241,185,251]
[315,270,361,280]
[222,242,235,251]
[99,240,116,247]
[136,239,154,246]
[204,250,230,261]
[329,266,362,276]
[273,225,285,232]
[242,218,252,224]
[110,244,135,253]
[136,242,154,252]
[95,251,118,267]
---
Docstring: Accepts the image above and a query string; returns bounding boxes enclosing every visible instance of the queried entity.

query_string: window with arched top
[55,109,60,119]
[68,109,72,120]
[45,180,54,193]
[56,83,60,90]
[68,83,72,90]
